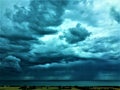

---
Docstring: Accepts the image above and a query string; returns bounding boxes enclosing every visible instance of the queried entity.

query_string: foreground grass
[0,86,120,90]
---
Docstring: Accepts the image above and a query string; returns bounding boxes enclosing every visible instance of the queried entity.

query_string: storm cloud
[0,0,120,81]
[63,23,90,44]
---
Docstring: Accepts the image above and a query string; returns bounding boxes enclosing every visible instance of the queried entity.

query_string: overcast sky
[0,0,120,81]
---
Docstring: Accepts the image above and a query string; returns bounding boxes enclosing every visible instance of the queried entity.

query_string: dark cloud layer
[0,0,70,79]
[0,0,120,81]
[10,0,68,35]
[23,60,120,80]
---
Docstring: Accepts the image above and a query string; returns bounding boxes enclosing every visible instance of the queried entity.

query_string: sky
[0,0,120,81]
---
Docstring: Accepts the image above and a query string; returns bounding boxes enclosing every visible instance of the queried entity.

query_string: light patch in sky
[59,19,78,30]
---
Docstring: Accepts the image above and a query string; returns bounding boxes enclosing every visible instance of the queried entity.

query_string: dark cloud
[0,0,70,80]
[26,61,97,80]
[7,0,69,35]
[110,7,120,23]
[28,52,83,64]
[26,59,120,80]
[30,27,58,35]
[0,32,36,41]
[0,24,37,55]
[0,0,69,64]
[63,24,90,44]
[0,23,37,40]
[0,55,21,72]
[0,0,120,81]
[28,0,68,26]
[0,27,36,55]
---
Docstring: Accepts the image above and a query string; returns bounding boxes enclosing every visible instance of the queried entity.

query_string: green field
[0,86,120,90]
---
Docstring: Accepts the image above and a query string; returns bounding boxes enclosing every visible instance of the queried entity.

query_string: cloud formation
[0,0,120,81]
[110,7,120,23]
[0,55,21,71]
[63,23,90,44]
[9,0,69,35]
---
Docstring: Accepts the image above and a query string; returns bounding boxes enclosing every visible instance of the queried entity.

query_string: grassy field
[0,86,120,90]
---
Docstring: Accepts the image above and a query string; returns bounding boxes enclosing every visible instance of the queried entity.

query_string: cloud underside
[0,0,120,80]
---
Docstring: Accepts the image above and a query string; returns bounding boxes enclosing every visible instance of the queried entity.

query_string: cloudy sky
[0,0,120,81]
